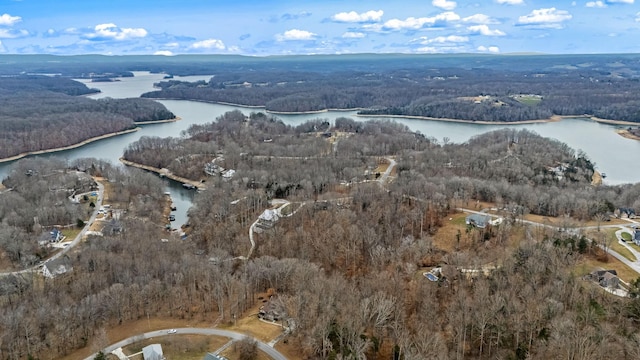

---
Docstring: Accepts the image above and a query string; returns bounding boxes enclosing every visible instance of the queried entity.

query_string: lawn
[575,256,639,283]
[61,228,81,240]
[123,335,229,360]
[610,241,636,262]
[513,95,542,106]
[622,232,633,241]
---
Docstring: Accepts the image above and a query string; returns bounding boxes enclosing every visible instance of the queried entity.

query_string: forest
[0,76,175,159]
[137,55,640,122]
[15,112,613,359]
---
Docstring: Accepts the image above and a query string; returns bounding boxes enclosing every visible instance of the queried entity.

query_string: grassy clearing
[513,96,542,106]
[575,256,639,283]
[622,232,633,241]
[61,228,81,240]
[610,241,636,261]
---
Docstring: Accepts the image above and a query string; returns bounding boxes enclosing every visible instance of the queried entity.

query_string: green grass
[621,232,632,241]
[61,228,81,240]
[610,241,637,262]
[629,242,640,253]
[513,96,542,106]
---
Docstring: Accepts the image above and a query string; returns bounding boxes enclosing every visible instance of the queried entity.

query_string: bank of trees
[0,77,175,159]
[142,61,640,122]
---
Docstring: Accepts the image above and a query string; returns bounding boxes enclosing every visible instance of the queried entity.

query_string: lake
[1,71,639,225]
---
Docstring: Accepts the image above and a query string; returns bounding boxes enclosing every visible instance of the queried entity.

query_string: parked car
[167,329,177,334]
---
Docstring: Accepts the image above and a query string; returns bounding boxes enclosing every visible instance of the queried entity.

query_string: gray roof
[43,257,73,278]
[204,354,227,360]
[466,213,491,228]
[143,344,164,360]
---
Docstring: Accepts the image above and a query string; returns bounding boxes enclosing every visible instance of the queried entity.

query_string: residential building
[42,256,73,279]
[143,344,164,360]
[203,354,228,360]
[590,269,620,289]
[465,213,491,229]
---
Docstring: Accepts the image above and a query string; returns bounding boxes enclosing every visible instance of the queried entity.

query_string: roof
[143,344,164,360]
[259,209,279,222]
[203,354,228,360]
[466,213,491,228]
[43,256,73,278]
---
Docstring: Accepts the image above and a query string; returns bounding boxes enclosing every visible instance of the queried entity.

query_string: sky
[0,0,639,56]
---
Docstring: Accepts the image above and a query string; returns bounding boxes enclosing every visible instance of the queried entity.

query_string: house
[256,209,279,230]
[590,269,620,289]
[615,208,636,219]
[221,169,236,180]
[203,353,228,360]
[38,228,64,247]
[634,226,640,246]
[142,344,164,360]
[258,295,287,322]
[42,256,73,279]
[465,214,491,229]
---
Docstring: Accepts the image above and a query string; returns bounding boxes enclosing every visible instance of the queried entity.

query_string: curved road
[0,180,104,277]
[84,328,287,360]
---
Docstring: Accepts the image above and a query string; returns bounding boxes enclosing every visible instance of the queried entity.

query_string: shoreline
[119,158,206,190]
[134,116,182,125]
[149,97,640,125]
[0,128,140,164]
[356,113,565,125]
[616,129,640,141]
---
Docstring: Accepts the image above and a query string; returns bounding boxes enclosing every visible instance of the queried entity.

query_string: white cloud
[154,50,174,56]
[368,12,460,31]
[0,28,28,38]
[606,0,633,3]
[84,23,148,41]
[432,0,457,10]
[0,40,5,53]
[586,1,607,7]
[425,35,469,43]
[0,13,21,26]
[165,42,179,48]
[276,29,317,41]
[468,24,506,36]
[477,45,500,53]
[342,31,365,38]
[517,8,572,28]
[636,11,640,21]
[331,10,383,23]
[496,0,524,4]
[463,14,498,24]
[191,38,226,49]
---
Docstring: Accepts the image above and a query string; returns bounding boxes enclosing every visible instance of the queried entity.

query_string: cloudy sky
[0,0,639,55]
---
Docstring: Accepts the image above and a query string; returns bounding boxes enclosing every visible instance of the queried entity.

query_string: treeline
[0,77,175,159]
[142,62,640,122]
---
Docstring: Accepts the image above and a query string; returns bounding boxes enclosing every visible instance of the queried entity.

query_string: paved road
[0,180,104,277]
[83,328,288,360]
[459,208,640,276]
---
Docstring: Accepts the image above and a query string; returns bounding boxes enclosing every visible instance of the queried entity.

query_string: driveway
[0,179,104,277]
